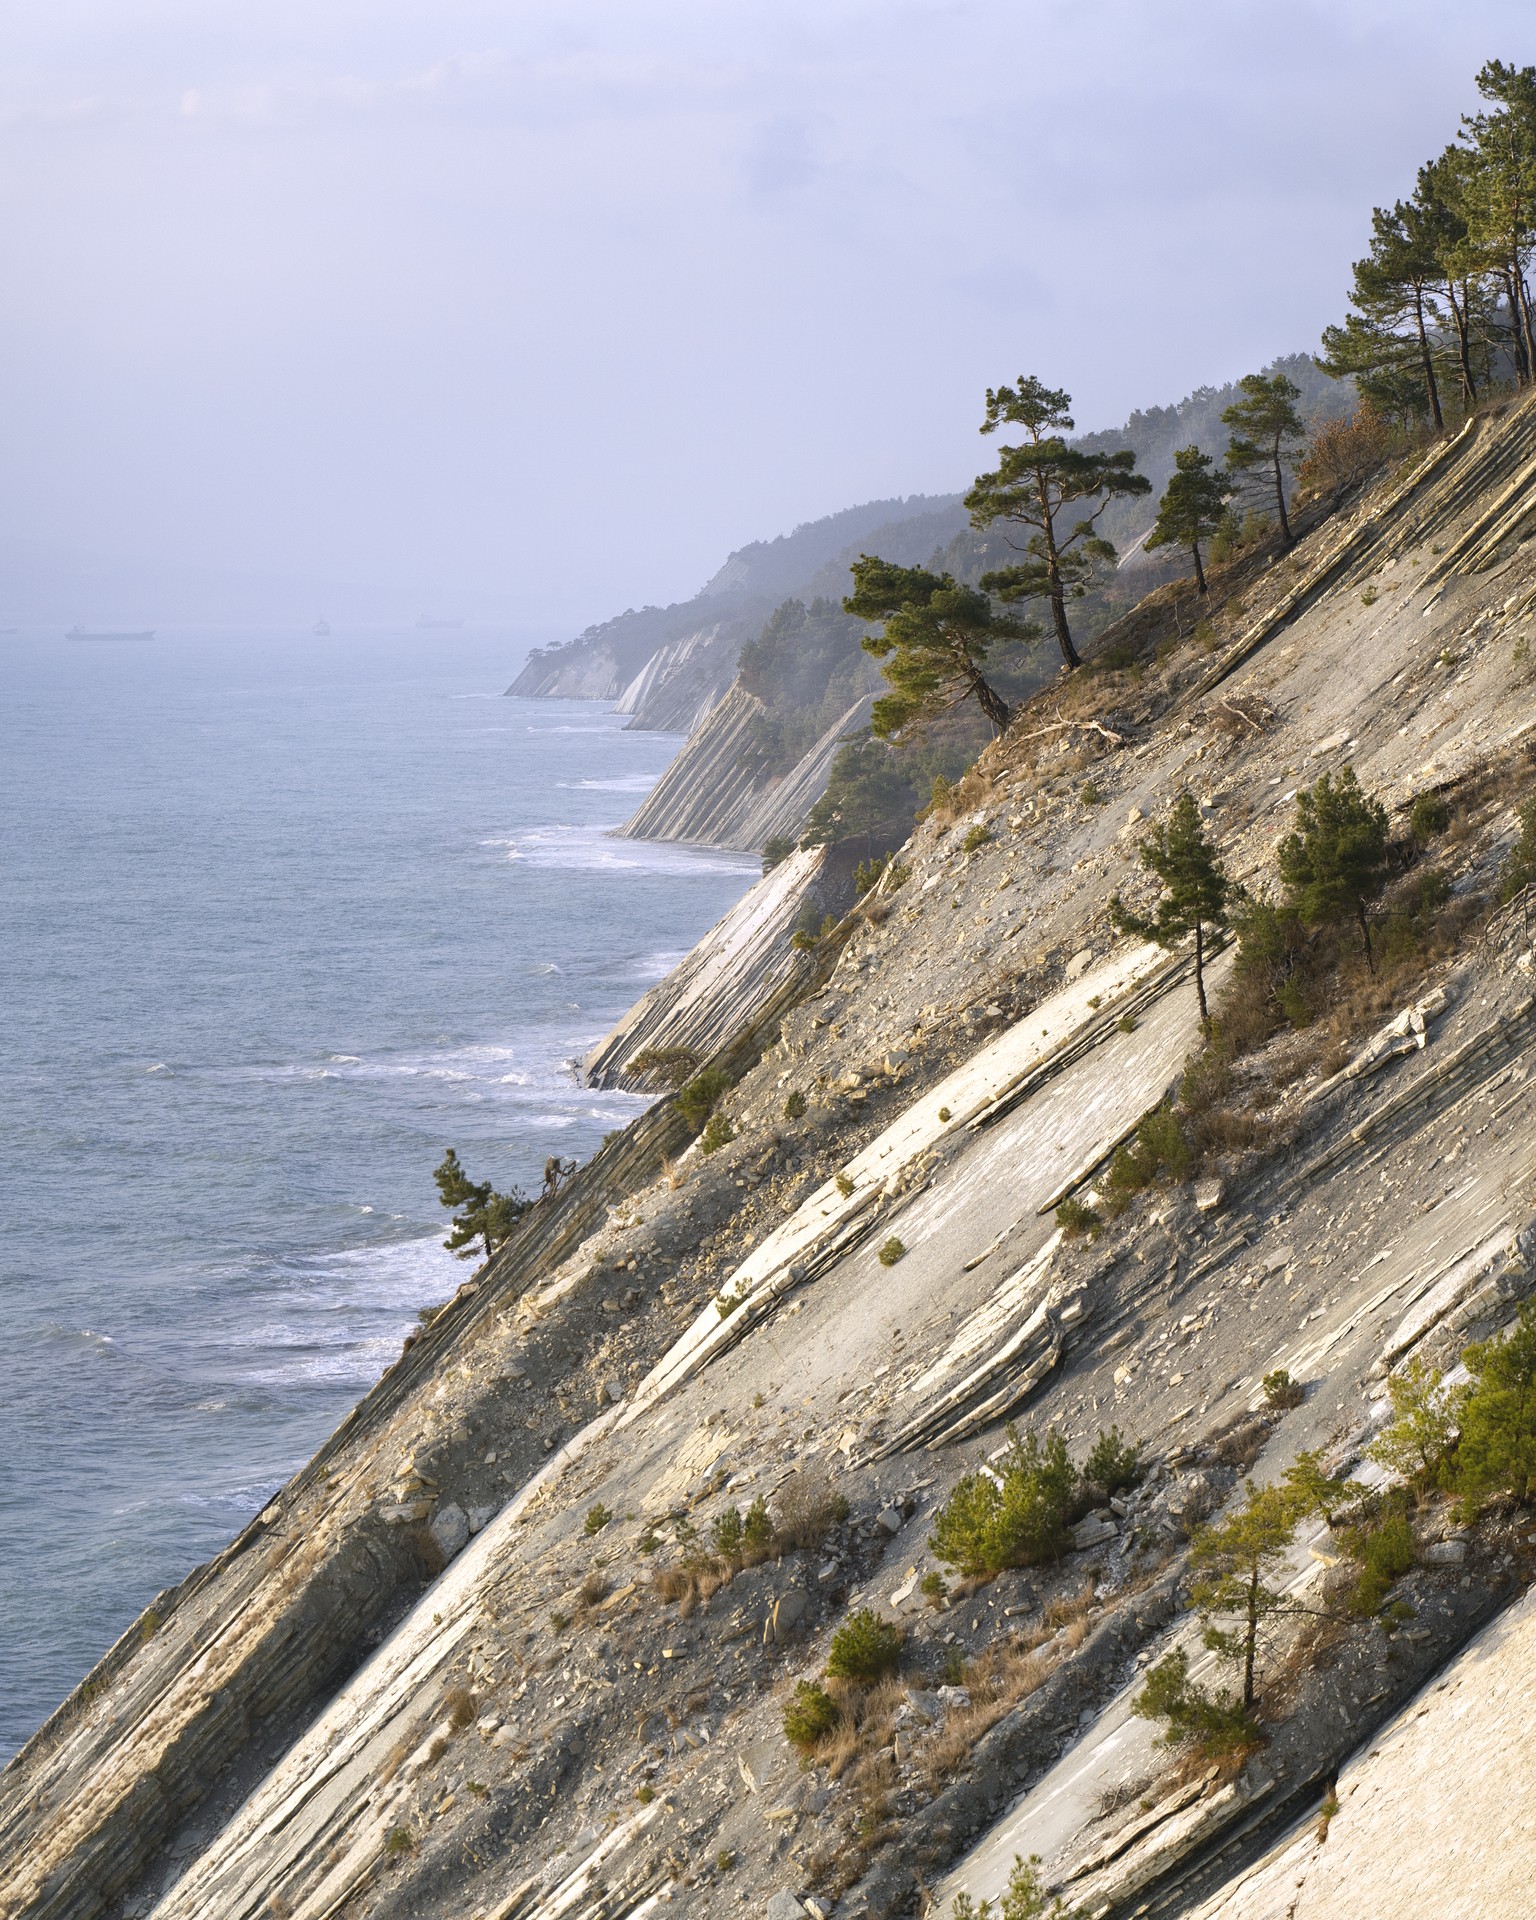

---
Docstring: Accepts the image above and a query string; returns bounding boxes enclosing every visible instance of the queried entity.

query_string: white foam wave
[557,774,659,793]
[493,824,757,877]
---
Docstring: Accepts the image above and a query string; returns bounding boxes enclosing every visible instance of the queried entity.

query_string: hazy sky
[3,1,1533,627]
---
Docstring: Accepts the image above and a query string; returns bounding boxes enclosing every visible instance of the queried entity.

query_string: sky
[2,1,1534,629]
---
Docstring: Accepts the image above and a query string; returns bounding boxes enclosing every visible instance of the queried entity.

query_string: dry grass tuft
[442,1686,476,1732]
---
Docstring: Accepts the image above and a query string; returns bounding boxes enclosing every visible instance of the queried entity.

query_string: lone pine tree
[1222,372,1308,544]
[963,375,1150,670]
[433,1147,529,1264]
[1111,791,1232,1022]
[1277,765,1392,970]
[1144,447,1233,595]
[843,555,1036,738]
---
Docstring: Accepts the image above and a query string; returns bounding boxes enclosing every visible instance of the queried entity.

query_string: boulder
[1424,1538,1467,1565]
[429,1503,470,1560]
[764,1895,807,1920]
[1071,1513,1119,1552]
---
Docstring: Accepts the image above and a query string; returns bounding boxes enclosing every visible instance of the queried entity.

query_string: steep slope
[8,392,1536,1920]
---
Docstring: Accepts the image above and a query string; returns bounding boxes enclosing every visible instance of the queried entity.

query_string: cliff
[9,391,1536,1920]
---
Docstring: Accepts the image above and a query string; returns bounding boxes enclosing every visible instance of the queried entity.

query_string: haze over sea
[0,628,756,1760]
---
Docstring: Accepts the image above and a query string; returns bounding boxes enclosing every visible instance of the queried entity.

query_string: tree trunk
[1358,898,1375,974]
[1194,919,1209,1026]
[969,666,1011,736]
[1505,268,1530,383]
[1447,279,1478,406]
[1519,268,1536,387]
[1191,540,1207,596]
[1037,467,1081,669]
[1243,1562,1260,1709]
[1411,286,1445,432]
[1271,440,1292,544]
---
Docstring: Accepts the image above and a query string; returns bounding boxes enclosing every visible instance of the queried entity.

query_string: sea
[0,626,757,1761]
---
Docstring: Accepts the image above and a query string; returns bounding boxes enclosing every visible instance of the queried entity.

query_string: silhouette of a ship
[66,626,154,642]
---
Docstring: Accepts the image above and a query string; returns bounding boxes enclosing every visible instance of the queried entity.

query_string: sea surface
[0,627,757,1760]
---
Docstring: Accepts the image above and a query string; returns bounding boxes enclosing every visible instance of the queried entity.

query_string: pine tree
[1276,765,1391,970]
[1110,792,1232,1023]
[1189,1482,1303,1710]
[1456,1300,1536,1503]
[1143,448,1233,595]
[843,555,1036,738]
[433,1148,529,1264]
[1458,61,1536,385]
[963,375,1150,670]
[1221,372,1308,544]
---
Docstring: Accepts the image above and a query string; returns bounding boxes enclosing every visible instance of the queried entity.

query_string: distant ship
[313,617,331,637]
[416,615,464,629]
[66,626,154,642]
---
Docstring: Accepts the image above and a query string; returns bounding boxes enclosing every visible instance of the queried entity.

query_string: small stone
[491,1725,517,1748]
[877,1506,904,1536]
[467,1505,498,1535]
[764,1589,810,1644]
[601,1298,622,1314]
[429,1502,470,1559]
[1065,948,1095,981]
[765,1894,808,1920]
[623,1287,641,1307]
[1195,1177,1226,1214]
[816,1560,839,1584]
[602,1378,625,1405]
[379,1500,432,1526]
[1424,1538,1467,1565]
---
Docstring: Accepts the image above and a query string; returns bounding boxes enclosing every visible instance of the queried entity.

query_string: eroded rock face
[9,394,1536,1920]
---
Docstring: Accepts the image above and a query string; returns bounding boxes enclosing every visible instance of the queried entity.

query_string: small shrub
[887,860,911,891]
[676,1066,731,1131]
[715,1287,743,1319]
[938,1106,952,1123]
[773,1472,849,1550]
[1055,1196,1102,1239]
[699,1111,736,1155]
[762,835,796,873]
[929,1427,1076,1576]
[583,1503,613,1536]
[1409,792,1450,842]
[713,1507,746,1558]
[1131,1649,1260,1760]
[962,824,992,853]
[549,1610,569,1634]
[1368,1356,1461,1490]
[715,1848,735,1873]
[920,1570,949,1608]
[1116,1011,1137,1034]
[783,1679,839,1751]
[1341,1512,1416,1615]
[826,1608,903,1684]
[1501,795,1536,903]
[878,1237,906,1266]
[383,1825,415,1856]
[742,1493,774,1555]
[626,1045,699,1089]
[1360,585,1378,606]
[1080,781,1106,807]
[443,1686,476,1730]
[854,852,890,895]
[1084,1426,1142,1495]
[1262,1369,1305,1410]
[949,1852,1072,1920]
[1454,1297,1536,1502]
[783,1089,807,1119]
[636,1783,656,1803]
[836,1172,855,1197]
[637,1528,660,1555]
[941,1644,967,1686]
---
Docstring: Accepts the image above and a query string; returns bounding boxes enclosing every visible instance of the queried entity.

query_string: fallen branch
[1014,717,1128,747]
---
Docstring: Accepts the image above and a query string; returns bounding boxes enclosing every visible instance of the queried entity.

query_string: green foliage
[433,1148,530,1265]
[1132,1649,1261,1759]
[1368,1356,1462,1491]
[1456,1298,1536,1502]
[583,1503,613,1536]
[965,373,1151,670]
[762,835,797,873]
[1409,792,1451,841]
[626,1045,699,1089]
[1106,1099,1193,1202]
[635,1783,656,1803]
[1080,780,1105,806]
[878,1236,907,1266]
[1144,445,1235,593]
[1111,792,1233,1023]
[948,1853,1073,1920]
[835,1172,855,1197]
[928,1427,1077,1576]
[826,1607,903,1684]
[1500,795,1536,903]
[699,1111,736,1156]
[941,1644,967,1685]
[1340,1511,1417,1615]
[1055,1196,1102,1239]
[1190,1481,1304,1708]
[1280,1450,1352,1521]
[783,1680,840,1751]
[736,596,882,774]
[383,1826,415,1855]
[1277,766,1392,968]
[920,1569,949,1607]
[676,1066,731,1132]
[1262,1368,1305,1410]
[1084,1426,1143,1495]
[845,555,1038,739]
[854,852,891,896]
[962,823,993,853]
[1222,372,1307,543]
[783,1089,807,1120]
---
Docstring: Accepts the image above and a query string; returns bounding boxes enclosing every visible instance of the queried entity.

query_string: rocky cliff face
[9,396,1536,1920]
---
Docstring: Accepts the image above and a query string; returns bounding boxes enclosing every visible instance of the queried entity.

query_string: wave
[489,824,758,877]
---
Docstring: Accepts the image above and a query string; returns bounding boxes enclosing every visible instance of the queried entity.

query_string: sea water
[0,627,756,1759]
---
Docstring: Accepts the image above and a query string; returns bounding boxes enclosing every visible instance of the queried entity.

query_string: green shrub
[962,824,992,853]
[1131,1649,1260,1760]
[854,852,891,895]
[635,1783,656,1803]
[782,1679,839,1750]
[1341,1512,1417,1615]
[1368,1356,1461,1491]
[1084,1426,1142,1495]
[1262,1368,1305,1410]
[383,1826,415,1855]
[938,1106,952,1123]
[1116,1011,1138,1034]
[941,1644,967,1685]
[928,1427,1076,1576]
[676,1066,731,1131]
[742,1494,774,1555]
[583,1503,613,1535]
[1455,1297,1536,1502]
[627,1045,699,1088]
[826,1608,903,1684]
[762,835,796,873]
[1106,1101,1191,1198]
[1055,1196,1102,1239]
[1080,781,1106,807]
[835,1172,855,1197]
[783,1089,807,1120]
[699,1111,736,1155]
[920,1569,949,1608]
[878,1237,906,1266]
[949,1852,1073,1920]
[1501,795,1536,904]
[713,1507,746,1557]
[1409,792,1450,841]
